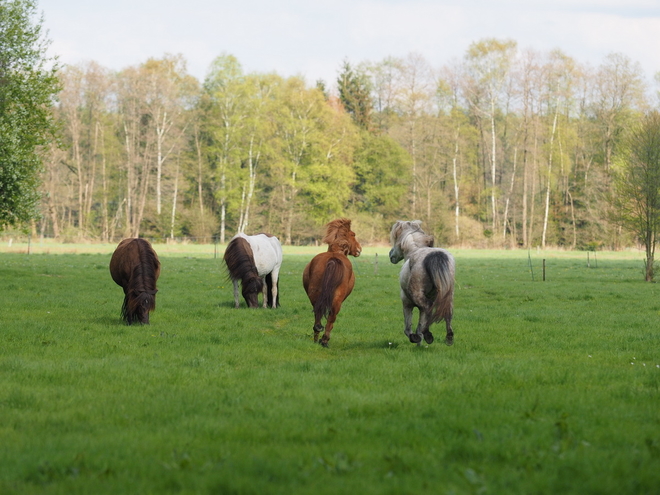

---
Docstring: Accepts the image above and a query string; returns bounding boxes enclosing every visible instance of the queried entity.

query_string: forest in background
[28,38,660,247]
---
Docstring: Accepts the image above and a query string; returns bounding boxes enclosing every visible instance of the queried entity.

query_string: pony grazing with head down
[303,218,362,347]
[109,238,161,325]
[223,233,283,308]
[389,220,455,346]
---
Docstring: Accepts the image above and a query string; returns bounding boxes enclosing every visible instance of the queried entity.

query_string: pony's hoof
[423,331,434,344]
[320,340,329,348]
[445,335,454,346]
[409,334,422,344]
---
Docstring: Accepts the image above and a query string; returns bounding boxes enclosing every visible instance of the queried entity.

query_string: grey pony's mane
[393,221,434,252]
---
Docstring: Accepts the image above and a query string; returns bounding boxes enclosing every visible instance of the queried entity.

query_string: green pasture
[1,248,659,494]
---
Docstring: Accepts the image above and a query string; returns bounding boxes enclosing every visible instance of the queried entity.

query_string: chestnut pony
[303,218,361,347]
[389,220,455,345]
[109,238,161,325]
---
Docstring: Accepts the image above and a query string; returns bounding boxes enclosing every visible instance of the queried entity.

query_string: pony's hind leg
[319,311,337,347]
[416,308,434,345]
[268,269,280,308]
[444,314,454,346]
[313,322,324,343]
[402,300,421,344]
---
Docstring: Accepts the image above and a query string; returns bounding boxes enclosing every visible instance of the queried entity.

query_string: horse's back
[110,238,160,288]
[401,247,454,291]
[242,233,282,275]
[303,252,354,300]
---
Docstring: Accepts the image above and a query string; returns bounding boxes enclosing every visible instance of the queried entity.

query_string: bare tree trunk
[502,147,517,243]
[568,189,577,248]
[135,159,151,238]
[542,107,559,248]
[490,105,497,233]
[99,123,109,242]
[156,113,164,216]
[170,161,179,239]
[522,147,529,247]
[237,184,246,233]
[220,169,226,243]
[410,122,417,218]
[194,129,205,231]
[72,130,84,237]
[285,169,298,245]
[124,124,134,238]
[452,131,461,242]
[529,131,539,246]
[240,138,260,234]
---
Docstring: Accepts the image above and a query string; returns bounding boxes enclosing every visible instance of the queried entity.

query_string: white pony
[388,220,455,345]
[223,233,283,308]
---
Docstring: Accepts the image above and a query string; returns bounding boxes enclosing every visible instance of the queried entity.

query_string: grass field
[1,245,659,494]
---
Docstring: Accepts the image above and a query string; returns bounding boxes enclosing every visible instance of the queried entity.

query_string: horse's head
[241,276,264,308]
[323,218,362,257]
[389,220,429,263]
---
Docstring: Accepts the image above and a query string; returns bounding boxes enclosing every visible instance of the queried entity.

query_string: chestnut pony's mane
[323,218,354,254]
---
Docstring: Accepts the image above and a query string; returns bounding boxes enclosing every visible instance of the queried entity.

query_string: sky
[38,0,660,89]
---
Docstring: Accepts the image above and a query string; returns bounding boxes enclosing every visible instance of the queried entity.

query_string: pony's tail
[124,242,158,324]
[424,250,455,324]
[313,258,344,321]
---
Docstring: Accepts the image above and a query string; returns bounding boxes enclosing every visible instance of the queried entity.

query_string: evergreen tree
[0,0,60,229]
[337,61,373,130]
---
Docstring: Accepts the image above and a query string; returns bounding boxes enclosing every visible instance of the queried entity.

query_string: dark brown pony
[302,218,362,347]
[109,238,161,325]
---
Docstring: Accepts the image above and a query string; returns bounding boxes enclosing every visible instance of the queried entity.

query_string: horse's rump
[313,257,345,320]
[110,238,160,324]
[422,250,455,323]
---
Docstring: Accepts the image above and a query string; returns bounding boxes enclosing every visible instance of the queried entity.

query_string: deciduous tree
[612,111,660,281]
[0,0,60,229]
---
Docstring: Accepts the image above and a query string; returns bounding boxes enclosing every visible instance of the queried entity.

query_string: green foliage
[612,111,660,280]
[0,0,60,230]
[352,131,411,216]
[1,249,660,493]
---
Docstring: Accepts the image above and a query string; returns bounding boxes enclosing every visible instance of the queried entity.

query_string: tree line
[5,4,660,248]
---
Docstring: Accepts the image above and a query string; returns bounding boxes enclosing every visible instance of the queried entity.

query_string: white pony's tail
[423,249,455,323]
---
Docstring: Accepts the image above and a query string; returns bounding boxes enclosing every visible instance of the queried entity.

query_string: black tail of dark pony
[224,237,264,293]
[423,250,455,324]
[122,241,159,325]
[313,258,344,321]
[265,273,280,308]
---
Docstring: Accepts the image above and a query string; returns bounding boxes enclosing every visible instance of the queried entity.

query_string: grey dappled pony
[388,220,455,345]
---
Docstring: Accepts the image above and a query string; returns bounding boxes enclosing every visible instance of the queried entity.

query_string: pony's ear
[390,221,403,243]
[410,220,423,229]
